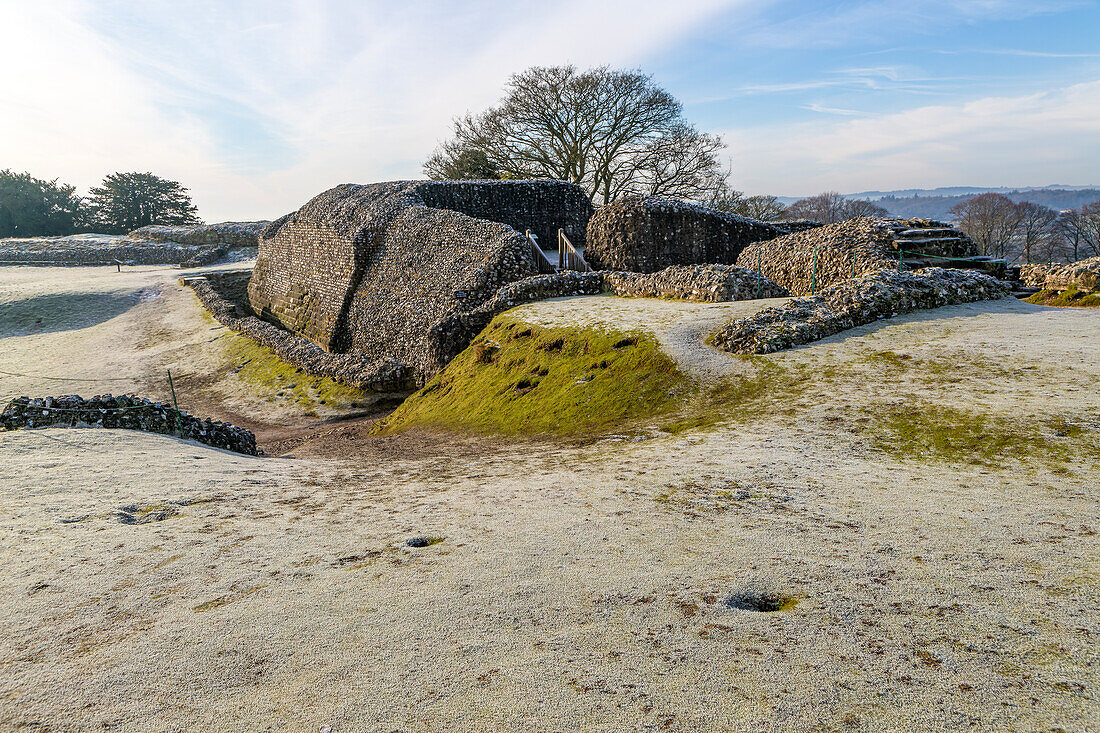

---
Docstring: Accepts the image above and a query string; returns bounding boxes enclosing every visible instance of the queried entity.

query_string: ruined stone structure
[1020,256,1100,291]
[735,217,987,297]
[583,196,782,273]
[247,180,594,384]
[714,268,1010,354]
[0,234,229,267]
[129,221,270,248]
[1,395,257,455]
[737,218,899,296]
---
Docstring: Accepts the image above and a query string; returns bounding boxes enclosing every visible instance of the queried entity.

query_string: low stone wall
[713,268,1010,354]
[129,221,270,247]
[736,218,898,296]
[1038,256,1100,291]
[0,234,226,267]
[186,275,415,392]
[1,395,257,455]
[1018,263,1053,288]
[602,265,788,302]
[584,196,782,273]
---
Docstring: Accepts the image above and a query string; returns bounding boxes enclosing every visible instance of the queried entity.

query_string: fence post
[811,246,818,295]
[167,370,182,436]
[756,247,762,299]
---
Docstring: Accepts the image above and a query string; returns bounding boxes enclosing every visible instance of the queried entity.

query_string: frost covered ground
[1,264,1097,731]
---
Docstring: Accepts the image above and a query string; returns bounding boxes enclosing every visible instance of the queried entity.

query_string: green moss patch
[660,356,811,434]
[862,403,1098,466]
[376,315,691,438]
[1026,287,1100,308]
[220,331,373,411]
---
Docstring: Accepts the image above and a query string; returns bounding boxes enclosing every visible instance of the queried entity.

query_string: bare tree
[949,192,1022,258]
[1080,201,1100,258]
[843,198,889,219]
[1013,201,1057,264]
[1055,209,1086,262]
[709,191,788,220]
[783,191,886,224]
[424,66,729,204]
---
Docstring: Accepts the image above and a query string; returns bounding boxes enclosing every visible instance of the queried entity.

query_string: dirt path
[1,266,1098,731]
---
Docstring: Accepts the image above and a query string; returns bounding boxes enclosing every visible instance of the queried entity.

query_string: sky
[1,0,1098,221]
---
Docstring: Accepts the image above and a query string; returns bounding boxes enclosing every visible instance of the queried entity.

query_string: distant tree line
[949,193,1100,264]
[0,169,200,238]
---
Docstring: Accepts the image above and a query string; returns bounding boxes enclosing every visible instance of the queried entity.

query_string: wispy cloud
[726,80,1100,194]
[0,0,749,220]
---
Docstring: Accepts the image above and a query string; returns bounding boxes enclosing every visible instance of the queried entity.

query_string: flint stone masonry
[1019,263,1053,288]
[1025,256,1100,291]
[247,180,594,383]
[1,394,257,455]
[186,273,415,392]
[0,234,227,267]
[603,264,788,302]
[193,270,601,389]
[737,218,899,296]
[584,196,783,273]
[713,267,1010,354]
[130,221,270,248]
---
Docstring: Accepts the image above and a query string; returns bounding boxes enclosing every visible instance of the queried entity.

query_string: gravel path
[514,294,788,381]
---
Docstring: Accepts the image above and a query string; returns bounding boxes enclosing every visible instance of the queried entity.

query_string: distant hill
[775,186,1100,220]
[872,189,1100,219]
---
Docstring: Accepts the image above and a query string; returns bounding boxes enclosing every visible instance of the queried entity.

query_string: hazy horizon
[3,1,1099,222]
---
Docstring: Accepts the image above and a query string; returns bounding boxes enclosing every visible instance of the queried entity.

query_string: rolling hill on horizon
[775,186,1100,220]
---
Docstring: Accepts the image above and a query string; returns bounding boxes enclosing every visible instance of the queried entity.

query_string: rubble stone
[1031,256,1100,291]
[0,234,227,267]
[129,221,270,248]
[602,264,788,302]
[1,394,257,455]
[713,267,1010,354]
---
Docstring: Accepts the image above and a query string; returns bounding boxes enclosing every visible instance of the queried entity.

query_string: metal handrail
[557,229,592,273]
[526,230,556,274]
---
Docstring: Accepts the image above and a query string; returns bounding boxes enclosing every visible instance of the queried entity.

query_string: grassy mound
[1025,286,1100,308]
[376,315,691,437]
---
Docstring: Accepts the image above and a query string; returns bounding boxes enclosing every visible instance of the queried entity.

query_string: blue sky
[2,0,1098,221]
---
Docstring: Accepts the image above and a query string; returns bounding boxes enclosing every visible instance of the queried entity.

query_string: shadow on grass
[0,291,139,337]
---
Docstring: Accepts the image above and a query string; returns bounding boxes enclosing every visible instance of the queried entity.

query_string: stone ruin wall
[1020,256,1100,291]
[129,220,271,247]
[583,196,782,273]
[247,180,594,384]
[416,180,593,248]
[342,207,536,376]
[737,218,898,296]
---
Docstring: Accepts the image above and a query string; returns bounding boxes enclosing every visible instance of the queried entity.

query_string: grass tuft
[1025,287,1100,308]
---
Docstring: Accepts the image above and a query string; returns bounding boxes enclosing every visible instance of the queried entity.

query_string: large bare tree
[1013,201,1057,264]
[783,191,886,224]
[1080,201,1100,258]
[949,193,1021,258]
[1055,208,1087,262]
[424,66,729,204]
